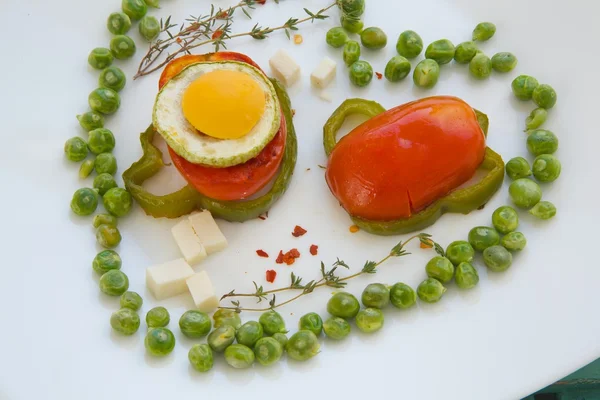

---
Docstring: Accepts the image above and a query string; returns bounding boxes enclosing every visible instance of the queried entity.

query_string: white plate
[1,0,599,399]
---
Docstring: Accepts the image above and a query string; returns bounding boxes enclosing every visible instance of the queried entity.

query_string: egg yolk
[182,69,266,140]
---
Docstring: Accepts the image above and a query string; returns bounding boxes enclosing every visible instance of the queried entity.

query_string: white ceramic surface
[1,0,599,399]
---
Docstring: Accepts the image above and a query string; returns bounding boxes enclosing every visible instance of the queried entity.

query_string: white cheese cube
[146,258,195,300]
[186,271,219,313]
[171,219,207,265]
[269,49,301,87]
[311,57,336,89]
[188,210,228,255]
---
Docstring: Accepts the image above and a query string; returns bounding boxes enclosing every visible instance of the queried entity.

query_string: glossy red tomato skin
[326,96,486,221]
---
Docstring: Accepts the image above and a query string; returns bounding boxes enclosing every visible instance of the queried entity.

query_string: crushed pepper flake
[375,72,383,80]
[266,269,277,283]
[256,249,269,258]
[349,225,360,233]
[309,244,318,255]
[275,250,284,264]
[292,225,307,237]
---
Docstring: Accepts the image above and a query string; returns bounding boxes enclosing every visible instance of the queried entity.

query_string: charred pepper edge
[122,78,298,222]
[322,98,505,236]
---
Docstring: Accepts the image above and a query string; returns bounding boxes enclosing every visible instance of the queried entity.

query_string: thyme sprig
[134,1,338,79]
[219,233,439,313]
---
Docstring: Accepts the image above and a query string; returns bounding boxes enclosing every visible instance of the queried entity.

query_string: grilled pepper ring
[123,78,297,222]
[323,98,504,236]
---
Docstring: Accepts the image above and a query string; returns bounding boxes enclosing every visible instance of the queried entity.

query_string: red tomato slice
[159,52,287,201]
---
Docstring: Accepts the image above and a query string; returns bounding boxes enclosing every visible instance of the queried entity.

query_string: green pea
[92,249,122,274]
[224,344,255,369]
[272,333,288,348]
[103,188,133,217]
[323,317,351,340]
[88,128,115,154]
[355,308,384,333]
[532,154,561,182]
[120,291,143,311]
[110,308,140,335]
[455,262,479,289]
[286,330,320,361]
[491,52,517,73]
[342,40,361,67]
[413,59,440,89]
[361,283,390,309]
[492,206,519,234]
[468,226,500,252]
[99,269,129,296]
[213,309,241,330]
[325,27,349,48]
[501,232,527,251]
[425,39,455,65]
[70,188,98,216]
[417,278,446,303]
[445,241,475,266]
[389,282,416,309]
[179,310,212,338]
[99,66,126,92]
[533,84,557,109]
[107,12,132,35]
[338,0,365,18]
[483,245,513,272]
[349,60,373,87]
[188,344,213,372]
[145,0,160,7]
[139,15,160,42]
[425,256,455,283]
[146,306,170,328]
[93,174,117,196]
[506,157,532,180]
[259,310,286,335]
[89,87,120,115]
[95,153,117,175]
[235,321,264,347]
[96,224,122,249]
[525,108,548,131]
[93,213,118,228]
[469,53,492,79]
[454,41,478,64]
[122,0,147,20]
[254,337,283,366]
[340,16,364,34]
[360,27,387,49]
[327,292,360,319]
[208,325,236,352]
[529,201,557,220]
[64,137,88,162]
[110,35,136,60]
[79,159,95,179]
[509,178,542,208]
[396,30,423,59]
[472,22,496,42]
[88,48,113,70]
[384,56,411,82]
[298,312,323,336]
[512,75,539,101]
[527,129,558,156]
[145,327,175,356]
[77,111,104,131]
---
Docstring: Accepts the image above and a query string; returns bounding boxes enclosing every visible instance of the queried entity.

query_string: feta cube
[311,57,336,89]
[188,210,228,255]
[171,219,207,265]
[269,49,301,87]
[146,258,195,300]
[186,271,219,313]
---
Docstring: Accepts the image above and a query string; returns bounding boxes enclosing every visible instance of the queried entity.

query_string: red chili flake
[257,0,267,4]
[375,72,383,80]
[309,245,318,256]
[280,248,301,265]
[289,248,300,258]
[275,250,284,264]
[266,269,277,283]
[292,225,307,237]
[256,249,269,258]
[212,30,223,40]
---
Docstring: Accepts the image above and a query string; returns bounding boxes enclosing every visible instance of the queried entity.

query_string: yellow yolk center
[181,69,266,140]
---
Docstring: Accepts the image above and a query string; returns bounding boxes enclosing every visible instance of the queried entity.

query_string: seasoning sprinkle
[256,249,269,258]
[309,244,318,255]
[265,269,277,283]
[292,225,307,237]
